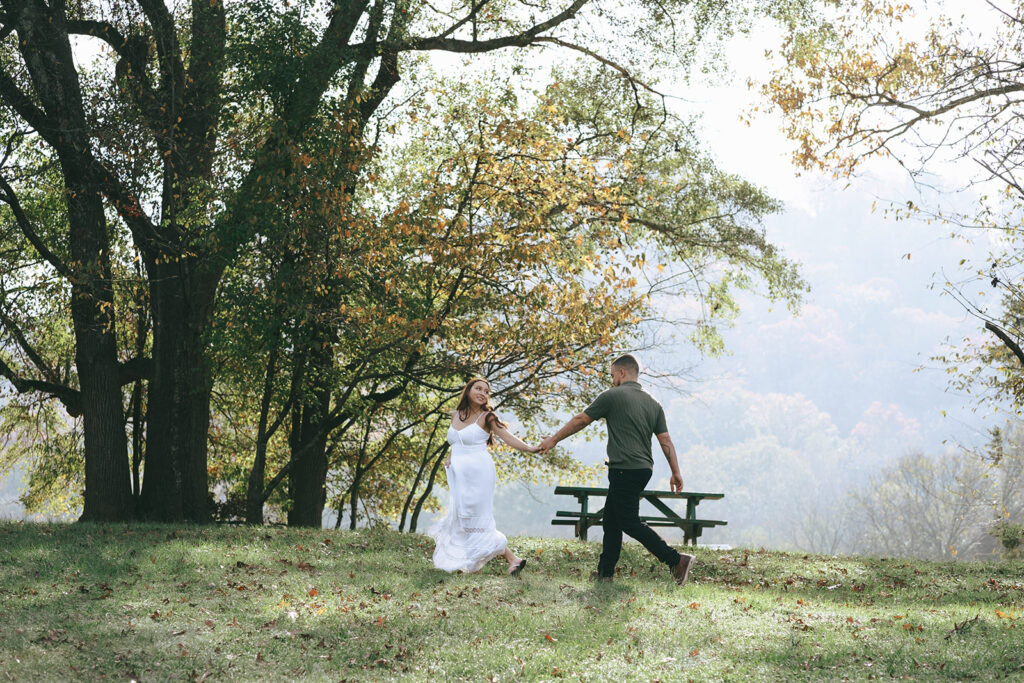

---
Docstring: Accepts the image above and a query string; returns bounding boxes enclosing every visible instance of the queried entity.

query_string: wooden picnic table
[552,485,726,545]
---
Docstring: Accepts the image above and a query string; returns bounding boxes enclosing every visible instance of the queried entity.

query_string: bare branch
[402,0,588,53]
[533,36,666,103]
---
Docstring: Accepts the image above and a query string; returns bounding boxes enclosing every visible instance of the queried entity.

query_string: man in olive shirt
[538,354,694,584]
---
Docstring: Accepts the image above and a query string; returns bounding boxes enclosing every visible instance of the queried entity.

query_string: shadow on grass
[694,548,1024,611]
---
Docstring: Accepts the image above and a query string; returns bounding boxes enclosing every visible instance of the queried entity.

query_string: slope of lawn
[0,522,1021,681]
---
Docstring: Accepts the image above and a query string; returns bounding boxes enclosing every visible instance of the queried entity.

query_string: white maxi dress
[428,419,508,572]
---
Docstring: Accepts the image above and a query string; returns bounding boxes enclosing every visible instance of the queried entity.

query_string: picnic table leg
[579,496,589,541]
[644,495,691,547]
[686,498,698,546]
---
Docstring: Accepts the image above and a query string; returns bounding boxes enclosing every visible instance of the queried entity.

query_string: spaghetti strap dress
[428,420,508,572]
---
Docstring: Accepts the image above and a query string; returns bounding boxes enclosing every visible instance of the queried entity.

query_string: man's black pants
[597,467,682,578]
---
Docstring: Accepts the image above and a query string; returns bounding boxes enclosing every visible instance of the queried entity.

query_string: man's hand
[669,471,683,493]
[538,435,557,454]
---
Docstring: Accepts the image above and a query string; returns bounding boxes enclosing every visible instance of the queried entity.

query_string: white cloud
[889,306,962,328]
[837,278,898,305]
[755,304,848,352]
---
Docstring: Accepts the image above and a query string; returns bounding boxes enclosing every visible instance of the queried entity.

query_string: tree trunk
[137,258,217,522]
[348,459,365,531]
[409,446,449,533]
[287,402,330,528]
[74,299,134,522]
[246,345,281,525]
[400,420,446,532]
[287,350,332,527]
[3,0,135,522]
[333,490,348,529]
[64,162,134,522]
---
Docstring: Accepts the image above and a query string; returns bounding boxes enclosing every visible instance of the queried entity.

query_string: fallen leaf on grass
[308,588,319,598]
[545,633,557,643]
[689,648,699,657]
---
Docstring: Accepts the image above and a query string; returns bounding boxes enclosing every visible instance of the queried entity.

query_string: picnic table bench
[552,485,726,545]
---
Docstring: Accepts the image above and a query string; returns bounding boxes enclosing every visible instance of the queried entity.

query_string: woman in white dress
[429,377,536,576]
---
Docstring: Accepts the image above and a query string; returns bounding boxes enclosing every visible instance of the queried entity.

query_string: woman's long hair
[454,377,506,446]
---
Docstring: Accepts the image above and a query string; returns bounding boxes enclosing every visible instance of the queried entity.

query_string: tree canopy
[1,0,807,524]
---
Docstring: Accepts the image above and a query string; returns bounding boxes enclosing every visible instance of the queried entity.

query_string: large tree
[1,0,809,522]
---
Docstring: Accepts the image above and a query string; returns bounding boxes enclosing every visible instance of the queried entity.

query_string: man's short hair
[611,354,640,376]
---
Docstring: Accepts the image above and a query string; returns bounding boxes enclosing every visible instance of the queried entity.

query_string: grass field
[0,522,1022,681]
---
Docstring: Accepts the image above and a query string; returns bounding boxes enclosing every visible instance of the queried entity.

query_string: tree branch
[65,19,129,54]
[985,320,1024,368]
[434,0,492,41]
[118,356,153,385]
[357,49,400,125]
[0,354,81,416]
[0,176,75,280]
[0,303,62,385]
[0,66,57,147]
[533,36,665,100]
[402,0,588,53]
[864,81,1024,127]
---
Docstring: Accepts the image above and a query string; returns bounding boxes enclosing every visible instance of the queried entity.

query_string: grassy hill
[0,523,1021,681]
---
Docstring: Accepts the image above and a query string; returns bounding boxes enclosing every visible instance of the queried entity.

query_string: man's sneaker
[672,553,695,585]
[589,571,613,583]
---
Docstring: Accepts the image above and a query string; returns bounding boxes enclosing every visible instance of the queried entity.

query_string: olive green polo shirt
[583,381,668,469]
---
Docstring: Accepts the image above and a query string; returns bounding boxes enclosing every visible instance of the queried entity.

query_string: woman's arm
[492,424,538,453]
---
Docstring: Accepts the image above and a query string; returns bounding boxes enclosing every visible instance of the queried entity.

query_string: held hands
[537,435,557,454]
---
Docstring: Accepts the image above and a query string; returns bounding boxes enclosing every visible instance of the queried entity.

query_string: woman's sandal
[509,559,527,578]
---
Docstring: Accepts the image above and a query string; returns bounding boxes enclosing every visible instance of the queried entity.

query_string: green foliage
[0,401,82,520]
[994,522,1024,560]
